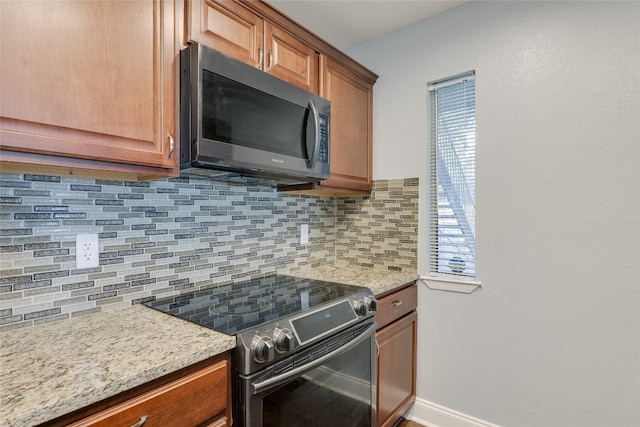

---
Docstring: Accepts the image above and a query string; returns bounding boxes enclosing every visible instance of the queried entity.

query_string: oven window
[262,337,373,427]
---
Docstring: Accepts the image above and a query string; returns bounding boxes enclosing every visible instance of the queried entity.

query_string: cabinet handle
[391,300,403,307]
[257,47,264,68]
[167,133,175,159]
[131,415,148,427]
[375,340,380,358]
[267,51,273,72]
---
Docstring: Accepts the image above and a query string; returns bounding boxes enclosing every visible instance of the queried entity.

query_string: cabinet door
[188,0,264,68]
[376,311,417,427]
[265,22,319,93]
[376,284,418,330]
[68,359,229,427]
[0,0,176,172]
[320,56,373,191]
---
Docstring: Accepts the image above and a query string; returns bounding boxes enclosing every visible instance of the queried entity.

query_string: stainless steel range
[144,274,378,427]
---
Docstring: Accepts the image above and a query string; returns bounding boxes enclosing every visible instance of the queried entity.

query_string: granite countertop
[0,305,236,427]
[291,264,419,297]
[0,265,418,427]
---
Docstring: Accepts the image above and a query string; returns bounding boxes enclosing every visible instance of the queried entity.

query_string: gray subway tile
[24,307,61,320]
[62,281,95,291]
[24,175,61,183]
[34,205,68,212]
[0,197,24,204]
[70,184,102,192]
[33,249,69,257]
[88,291,117,301]
[95,199,124,206]
[0,314,23,325]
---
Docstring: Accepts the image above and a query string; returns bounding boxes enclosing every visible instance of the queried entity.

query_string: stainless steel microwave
[179,43,330,185]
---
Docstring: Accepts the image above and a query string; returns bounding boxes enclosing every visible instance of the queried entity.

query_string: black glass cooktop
[143,275,364,335]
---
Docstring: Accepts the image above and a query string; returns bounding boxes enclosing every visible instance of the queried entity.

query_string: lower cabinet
[55,354,231,427]
[376,284,418,427]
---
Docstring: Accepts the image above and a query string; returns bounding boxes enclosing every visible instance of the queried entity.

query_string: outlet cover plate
[76,233,99,269]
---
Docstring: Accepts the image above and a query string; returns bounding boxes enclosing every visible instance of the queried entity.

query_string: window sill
[420,275,481,294]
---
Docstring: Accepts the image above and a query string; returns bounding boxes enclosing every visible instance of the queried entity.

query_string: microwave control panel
[319,115,329,163]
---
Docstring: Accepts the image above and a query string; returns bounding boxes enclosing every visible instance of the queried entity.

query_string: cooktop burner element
[144,274,365,335]
[293,283,332,298]
[211,300,273,317]
[144,274,377,375]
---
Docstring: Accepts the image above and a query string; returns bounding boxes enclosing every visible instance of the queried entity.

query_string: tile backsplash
[336,178,418,271]
[0,174,418,330]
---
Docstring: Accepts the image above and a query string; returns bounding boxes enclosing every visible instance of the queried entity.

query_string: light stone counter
[291,264,419,296]
[0,265,416,427]
[0,305,235,427]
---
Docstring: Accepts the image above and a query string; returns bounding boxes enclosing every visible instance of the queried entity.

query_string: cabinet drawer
[375,284,417,330]
[68,359,229,427]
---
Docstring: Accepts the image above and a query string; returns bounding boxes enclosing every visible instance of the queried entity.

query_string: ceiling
[267,0,471,51]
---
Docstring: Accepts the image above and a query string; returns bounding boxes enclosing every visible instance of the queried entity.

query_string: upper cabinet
[187,0,318,93]
[280,55,374,195]
[318,56,373,193]
[187,0,377,195]
[266,23,319,94]
[0,0,375,190]
[0,0,179,180]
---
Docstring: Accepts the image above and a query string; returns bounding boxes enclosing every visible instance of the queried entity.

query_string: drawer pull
[131,415,148,427]
[391,300,403,307]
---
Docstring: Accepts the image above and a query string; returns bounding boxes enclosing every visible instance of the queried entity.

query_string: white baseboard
[406,397,500,427]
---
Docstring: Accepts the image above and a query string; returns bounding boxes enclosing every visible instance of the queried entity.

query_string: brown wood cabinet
[376,283,418,427]
[188,0,376,195]
[319,56,374,193]
[187,0,318,93]
[0,0,375,189]
[0,0,180,180]
[281,55,374,195]
[44,354,231,427]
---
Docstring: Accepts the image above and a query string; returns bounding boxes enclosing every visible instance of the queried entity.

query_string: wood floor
[397,418,428,427]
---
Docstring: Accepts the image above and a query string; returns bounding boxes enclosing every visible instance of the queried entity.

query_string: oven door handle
[252,322,376,395]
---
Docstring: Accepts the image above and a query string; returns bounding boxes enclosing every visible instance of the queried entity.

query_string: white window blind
[429,71,476,278]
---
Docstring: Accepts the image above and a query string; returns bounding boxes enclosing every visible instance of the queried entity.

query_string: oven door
[239,322,377,427]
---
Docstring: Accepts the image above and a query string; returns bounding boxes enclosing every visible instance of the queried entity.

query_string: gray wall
[349,1,640,426]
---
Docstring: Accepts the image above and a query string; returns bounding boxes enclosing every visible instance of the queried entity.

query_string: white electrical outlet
[300,224,309,245]
[76,233,99,269]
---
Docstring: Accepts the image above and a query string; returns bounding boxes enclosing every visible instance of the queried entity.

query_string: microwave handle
[307,100,321,169]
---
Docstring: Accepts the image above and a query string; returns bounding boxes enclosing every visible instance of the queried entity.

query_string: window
[428,71,476,279]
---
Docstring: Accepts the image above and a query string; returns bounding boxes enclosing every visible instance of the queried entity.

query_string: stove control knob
[252,335,275,364]
[353,299,367,317]
[274,328,294,353]
[365,296,378,313]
